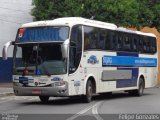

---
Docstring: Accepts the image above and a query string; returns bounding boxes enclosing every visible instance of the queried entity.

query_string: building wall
[0,0,33,82]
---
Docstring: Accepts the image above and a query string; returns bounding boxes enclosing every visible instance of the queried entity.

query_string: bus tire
[83,80,93,103]
[129,77,145,96]
[135,77,145,96]
[39,96,50,103]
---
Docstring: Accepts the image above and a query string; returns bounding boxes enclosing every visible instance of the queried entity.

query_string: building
[0,0,33,82]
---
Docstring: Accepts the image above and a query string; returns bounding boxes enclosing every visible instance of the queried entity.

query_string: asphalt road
[0,87,160,120]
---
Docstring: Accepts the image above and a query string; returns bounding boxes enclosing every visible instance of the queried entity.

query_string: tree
[32,0,160,31]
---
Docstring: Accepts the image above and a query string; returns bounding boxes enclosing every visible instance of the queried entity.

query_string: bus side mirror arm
[2,41,14,60]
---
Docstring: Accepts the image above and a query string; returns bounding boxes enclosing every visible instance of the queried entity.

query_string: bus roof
[22,17,117,30]
[135,31,156,37]
[22,17,156,38]
[116,27,156,37]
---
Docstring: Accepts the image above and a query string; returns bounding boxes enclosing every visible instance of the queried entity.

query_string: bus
[2,17,158,103]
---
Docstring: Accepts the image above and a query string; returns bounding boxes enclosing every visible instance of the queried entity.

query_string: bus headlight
[54,81,66,86]
[13,82,20,86]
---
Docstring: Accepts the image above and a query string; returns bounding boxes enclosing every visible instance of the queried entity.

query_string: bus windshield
[13,43,67,76]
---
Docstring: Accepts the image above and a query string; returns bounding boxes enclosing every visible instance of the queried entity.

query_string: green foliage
[32,0,160,31]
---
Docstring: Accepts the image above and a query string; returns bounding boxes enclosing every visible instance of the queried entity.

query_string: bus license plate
[32,90,41,94]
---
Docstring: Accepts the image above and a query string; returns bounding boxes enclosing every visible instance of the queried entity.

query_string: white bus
[3,17,158,103]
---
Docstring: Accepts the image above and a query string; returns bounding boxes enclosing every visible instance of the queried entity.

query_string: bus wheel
[136,77,145,96]
[129,77,145,96]
[39,96,50,103]
[83,80,93,103]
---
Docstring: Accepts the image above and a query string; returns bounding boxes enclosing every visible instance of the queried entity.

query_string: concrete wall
[0,0,33,82]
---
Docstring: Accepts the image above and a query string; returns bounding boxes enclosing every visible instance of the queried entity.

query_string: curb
[0,92,14,97]
[0,87,14,97]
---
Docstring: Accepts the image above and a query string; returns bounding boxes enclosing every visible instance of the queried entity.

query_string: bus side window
[84,33,90,50]
[84,26,97,50]
[132,36,138,52]
[110,31,117,50]
[143,36,148,53]
[139,36,143,53]
[105,30,111,50]
[117,32,123,51]
[150,37,157,54]
[69,25,82,74]
[98,29,106,50]
[123,33,131,51]
[90,30,98,49]
[146,37,150,53]
[84,26,91,50]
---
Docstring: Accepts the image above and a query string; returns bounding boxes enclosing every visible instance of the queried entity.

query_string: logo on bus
[103,57,112,64]
[51,77,62,81]
[18,28,24,38]
[88,55,99,64]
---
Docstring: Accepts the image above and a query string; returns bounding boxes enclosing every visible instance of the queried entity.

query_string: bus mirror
[2,41,14,60]
[61,40,69,58]
[61,44,68,58]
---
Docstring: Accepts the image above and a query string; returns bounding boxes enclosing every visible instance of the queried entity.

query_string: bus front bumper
[13,83,69,97]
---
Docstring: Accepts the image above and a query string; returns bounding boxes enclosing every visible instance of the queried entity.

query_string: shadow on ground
[20,92,153,106]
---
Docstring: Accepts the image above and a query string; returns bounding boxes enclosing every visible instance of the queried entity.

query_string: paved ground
[0,87,160,120]
[0,83,13,96]
[0,83,12,88]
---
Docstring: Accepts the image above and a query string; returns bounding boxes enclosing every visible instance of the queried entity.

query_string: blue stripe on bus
[102,56,157,67]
